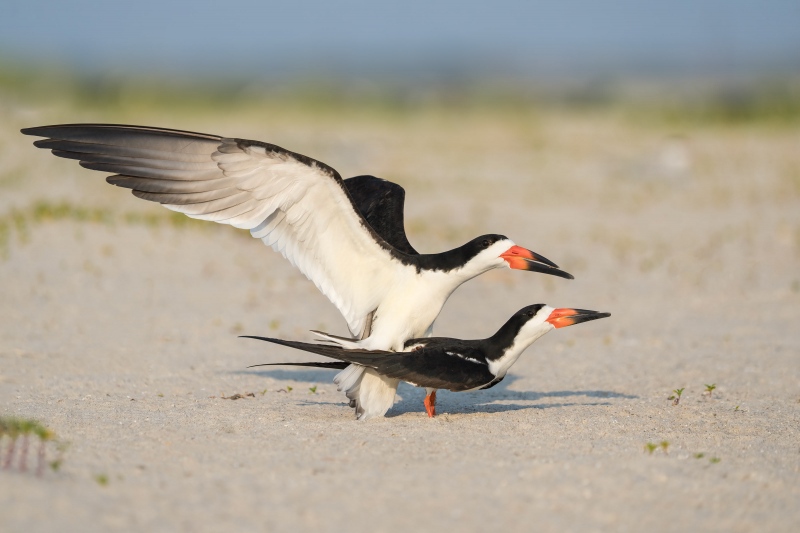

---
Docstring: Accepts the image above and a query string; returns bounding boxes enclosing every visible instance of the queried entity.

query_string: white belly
[360,270,457,350]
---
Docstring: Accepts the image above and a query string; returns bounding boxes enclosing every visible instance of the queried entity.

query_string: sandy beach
[1,99,798,532]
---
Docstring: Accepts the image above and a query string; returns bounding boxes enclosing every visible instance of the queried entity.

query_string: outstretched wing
[244,336,495,392]
[22,124,404,336]
[343,175,418,255]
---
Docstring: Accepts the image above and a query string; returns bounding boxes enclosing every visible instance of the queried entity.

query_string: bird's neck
[485,322,552,377]
[408,248,497,286]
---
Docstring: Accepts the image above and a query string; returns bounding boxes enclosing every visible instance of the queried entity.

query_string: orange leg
[423,390,437,418]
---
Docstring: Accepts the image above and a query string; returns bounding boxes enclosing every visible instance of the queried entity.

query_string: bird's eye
[526,310,535,317]
[482,239,490,248]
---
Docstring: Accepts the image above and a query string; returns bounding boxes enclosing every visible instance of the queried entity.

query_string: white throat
[486,305,555,377]
[454,239,515,281]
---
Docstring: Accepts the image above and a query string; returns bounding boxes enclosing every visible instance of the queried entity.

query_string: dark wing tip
[21,124,93,137]
[246,361,348,370]
[21,126,48,137]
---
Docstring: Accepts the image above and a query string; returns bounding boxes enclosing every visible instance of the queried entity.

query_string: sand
[1,104,799,532]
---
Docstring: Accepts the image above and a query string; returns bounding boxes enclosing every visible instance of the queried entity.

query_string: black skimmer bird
[21,124,573,419]
[245,304,610,417]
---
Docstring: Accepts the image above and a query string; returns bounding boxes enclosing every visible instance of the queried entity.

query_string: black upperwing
[243,336,495,392]
[255,361,349,370]
[343,175,418,255]
[377,340,496,392]
[243,336,394,370]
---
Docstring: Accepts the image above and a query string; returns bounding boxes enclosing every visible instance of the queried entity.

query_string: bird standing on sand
[22,124,573,419]
[245,304,611,417]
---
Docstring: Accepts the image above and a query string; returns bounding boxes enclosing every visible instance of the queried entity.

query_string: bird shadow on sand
[233,367,340,383]
[389,375,637,417]
[234,369,637,416]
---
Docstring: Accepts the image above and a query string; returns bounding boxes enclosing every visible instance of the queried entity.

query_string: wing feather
[83,161,222,181]
[244,336,496,391]
[106,175,240,194]
[35,139,215,163]
[23,124,404,335]
[343,175,417,255]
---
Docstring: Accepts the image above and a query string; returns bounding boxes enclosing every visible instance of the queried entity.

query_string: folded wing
[244,336,496,391]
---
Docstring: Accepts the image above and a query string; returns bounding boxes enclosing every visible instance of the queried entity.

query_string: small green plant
[709,457,721,464]
[704,384,717,397]
[16,418,36,473]
[671,388,685,405]
[94,473,109,486]
[1,416,61,476]
[260,389,268,396]
[309,386,317,394]
[1,417,21,469]
[286,386,293,392]
[645,441,671,456]
[694,452,705,459]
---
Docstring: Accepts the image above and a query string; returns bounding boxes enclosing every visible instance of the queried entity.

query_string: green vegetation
[1,59,799,126]
[644,441,671,456]
[668,388,685,405]
[704,384,717,397]
[0,200,229,259]
[1,416,62,476]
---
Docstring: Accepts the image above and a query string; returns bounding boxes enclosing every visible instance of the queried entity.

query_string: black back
[344,175,418,255]
[245,335,498,391]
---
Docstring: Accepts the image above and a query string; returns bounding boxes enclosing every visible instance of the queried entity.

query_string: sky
[1,0,799,80]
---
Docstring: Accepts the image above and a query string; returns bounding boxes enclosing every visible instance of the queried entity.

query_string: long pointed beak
[546,308,611,329]
[500,246,574,280]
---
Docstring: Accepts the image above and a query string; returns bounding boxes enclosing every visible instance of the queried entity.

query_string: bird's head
[459,234,573,279]
[486,304,611,378]
[512,304,611,343]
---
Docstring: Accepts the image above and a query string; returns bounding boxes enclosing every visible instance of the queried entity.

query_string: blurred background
[1,5,799,530]
[2,0,799,123]
[1,0,799,339]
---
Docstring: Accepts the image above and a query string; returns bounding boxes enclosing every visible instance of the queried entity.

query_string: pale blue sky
[2,0,798,79]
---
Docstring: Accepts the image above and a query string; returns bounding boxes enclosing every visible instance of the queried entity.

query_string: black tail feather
[240,335,391,369]
[247,361,348,370]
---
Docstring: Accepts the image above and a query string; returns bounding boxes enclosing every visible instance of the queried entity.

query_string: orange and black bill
[500,246,574,280]
[546,308,611,329]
